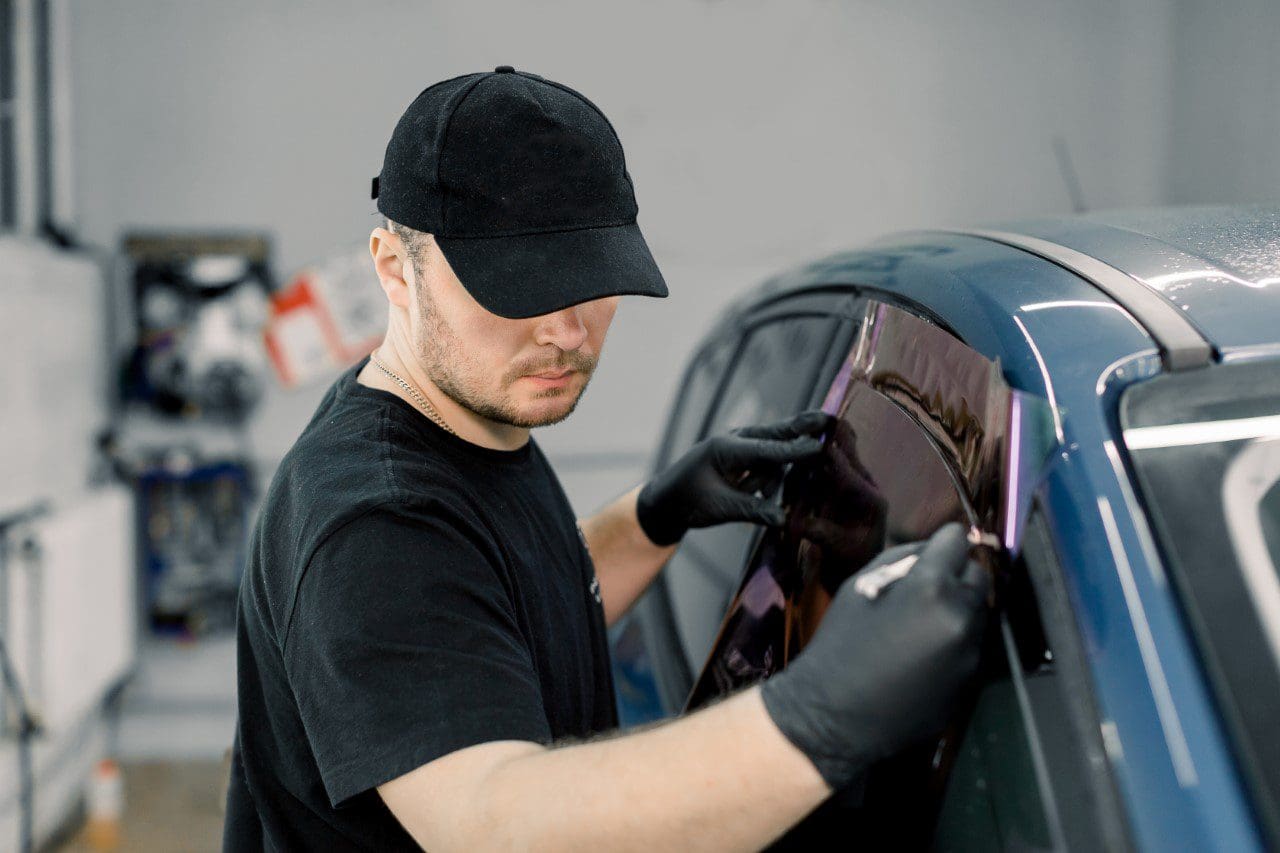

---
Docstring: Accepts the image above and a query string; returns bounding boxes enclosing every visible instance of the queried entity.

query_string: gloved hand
[790,417,889,581]
[759,522,989,790]
[635,410,833,547]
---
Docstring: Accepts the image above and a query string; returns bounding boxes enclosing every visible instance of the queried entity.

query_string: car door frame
[635,285,866,711]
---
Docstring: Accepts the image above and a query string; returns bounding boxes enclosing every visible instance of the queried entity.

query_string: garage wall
[65,0,1176,512]
[1168,0,1280,205]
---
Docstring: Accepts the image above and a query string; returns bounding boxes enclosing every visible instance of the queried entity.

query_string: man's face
[406,238,619,429]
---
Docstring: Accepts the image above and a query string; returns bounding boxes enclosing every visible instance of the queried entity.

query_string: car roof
[986,204,1280,358]
[734,204,1279,375]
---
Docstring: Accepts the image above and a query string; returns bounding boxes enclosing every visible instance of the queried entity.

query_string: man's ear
[370,226,413,309]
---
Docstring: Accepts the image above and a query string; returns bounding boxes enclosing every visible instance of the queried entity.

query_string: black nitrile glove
[636,410,833,546]
[759,522,989,790]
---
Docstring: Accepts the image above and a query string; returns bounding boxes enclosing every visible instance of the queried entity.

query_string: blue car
[610,205,1280,850]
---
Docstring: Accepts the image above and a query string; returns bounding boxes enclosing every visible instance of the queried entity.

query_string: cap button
[494,65,515,73]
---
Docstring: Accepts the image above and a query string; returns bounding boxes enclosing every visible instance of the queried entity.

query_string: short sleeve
[283,504,551,808]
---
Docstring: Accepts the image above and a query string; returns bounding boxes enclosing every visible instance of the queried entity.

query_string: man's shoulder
[272,393,398,511]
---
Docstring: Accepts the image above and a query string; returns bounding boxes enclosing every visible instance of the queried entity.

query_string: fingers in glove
[904,522,969,586]
[732,410,832,442]
[726,494,786,528]
[723,434,824,466]
[957,557,993,608]
[736,461,785,496]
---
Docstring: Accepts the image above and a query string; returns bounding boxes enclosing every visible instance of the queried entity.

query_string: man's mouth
[528,368,573,380]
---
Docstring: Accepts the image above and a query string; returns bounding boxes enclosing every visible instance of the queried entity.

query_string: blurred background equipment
[119,233,272,422]
[112,233,271,639]
[135,456,250,637]
[264,247,385,388]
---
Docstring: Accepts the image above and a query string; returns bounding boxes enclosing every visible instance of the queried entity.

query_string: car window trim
[1020,504,1134,850]
[650,333,741,471]
[644,306,855,709]
[685,310,848,472]
[936,228,1213,372]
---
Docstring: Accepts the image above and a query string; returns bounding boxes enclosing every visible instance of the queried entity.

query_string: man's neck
[357,339,530,452]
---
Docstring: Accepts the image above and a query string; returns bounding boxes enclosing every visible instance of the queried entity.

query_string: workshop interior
[3,1,1280,850]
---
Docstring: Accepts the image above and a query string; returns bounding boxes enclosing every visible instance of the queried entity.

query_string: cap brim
[434,222,669,319]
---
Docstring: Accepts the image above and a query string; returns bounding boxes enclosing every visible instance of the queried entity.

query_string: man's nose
[534,306,589,351]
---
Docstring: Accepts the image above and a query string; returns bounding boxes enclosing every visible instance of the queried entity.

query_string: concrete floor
[54,761,227,853]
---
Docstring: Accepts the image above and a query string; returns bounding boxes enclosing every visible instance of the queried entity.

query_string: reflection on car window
[1122,359,1280,832]
[707,317,839,434]
[1262,478,1280,570]
[661,335,737,465]
[664,316,840,675]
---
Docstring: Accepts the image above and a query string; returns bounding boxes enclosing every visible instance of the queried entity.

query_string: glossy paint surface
[616,209,1278,850]
[751,230,1265,850]
[995,205,1280,359]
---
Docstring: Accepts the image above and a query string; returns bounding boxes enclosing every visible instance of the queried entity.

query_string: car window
[664,315,842,676]
[684,382,973,710]
[1120,358,1280,839]
[686,301,1016,708]
[707,316,841,433]
[657,334,738,468]
[679,301,1118,848]
[615,333,742,722]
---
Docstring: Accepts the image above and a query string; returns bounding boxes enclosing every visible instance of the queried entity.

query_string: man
[224,67,988,851]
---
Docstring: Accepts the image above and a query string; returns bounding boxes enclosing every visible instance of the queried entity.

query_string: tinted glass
[664,316,840,674]
[709,317,841,433]
[679,302,1107,849]
[685,384,973,707]
[659,335,737,467]
[686,301,1027,707]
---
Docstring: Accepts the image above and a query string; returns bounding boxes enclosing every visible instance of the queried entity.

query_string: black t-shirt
[223,359,618,851]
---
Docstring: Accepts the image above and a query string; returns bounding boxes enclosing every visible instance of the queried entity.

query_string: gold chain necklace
[367,351,457,436]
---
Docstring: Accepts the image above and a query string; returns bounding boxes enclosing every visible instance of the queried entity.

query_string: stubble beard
[412,288,597,429]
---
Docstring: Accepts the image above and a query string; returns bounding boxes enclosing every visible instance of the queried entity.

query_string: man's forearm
[476,686,827,852]
[579,485,677,625]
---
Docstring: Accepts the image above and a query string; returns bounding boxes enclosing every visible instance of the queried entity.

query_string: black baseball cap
[372,66,668,319]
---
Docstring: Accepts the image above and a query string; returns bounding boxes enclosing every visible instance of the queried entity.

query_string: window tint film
[684,384,973,709]
[687,302,1034,707]
[683,302,1077,849]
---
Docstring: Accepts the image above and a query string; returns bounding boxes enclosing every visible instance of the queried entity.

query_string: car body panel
[991,205,1280,359]
[767,232,1262,850]
[615,211,1280,850]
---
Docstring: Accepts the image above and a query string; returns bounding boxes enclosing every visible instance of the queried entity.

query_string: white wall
[1169,0,1280,205]
[65,0,1177,511]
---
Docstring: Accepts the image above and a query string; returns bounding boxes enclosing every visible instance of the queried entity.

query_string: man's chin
[513,394,581,428]
[492,380,590,427]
